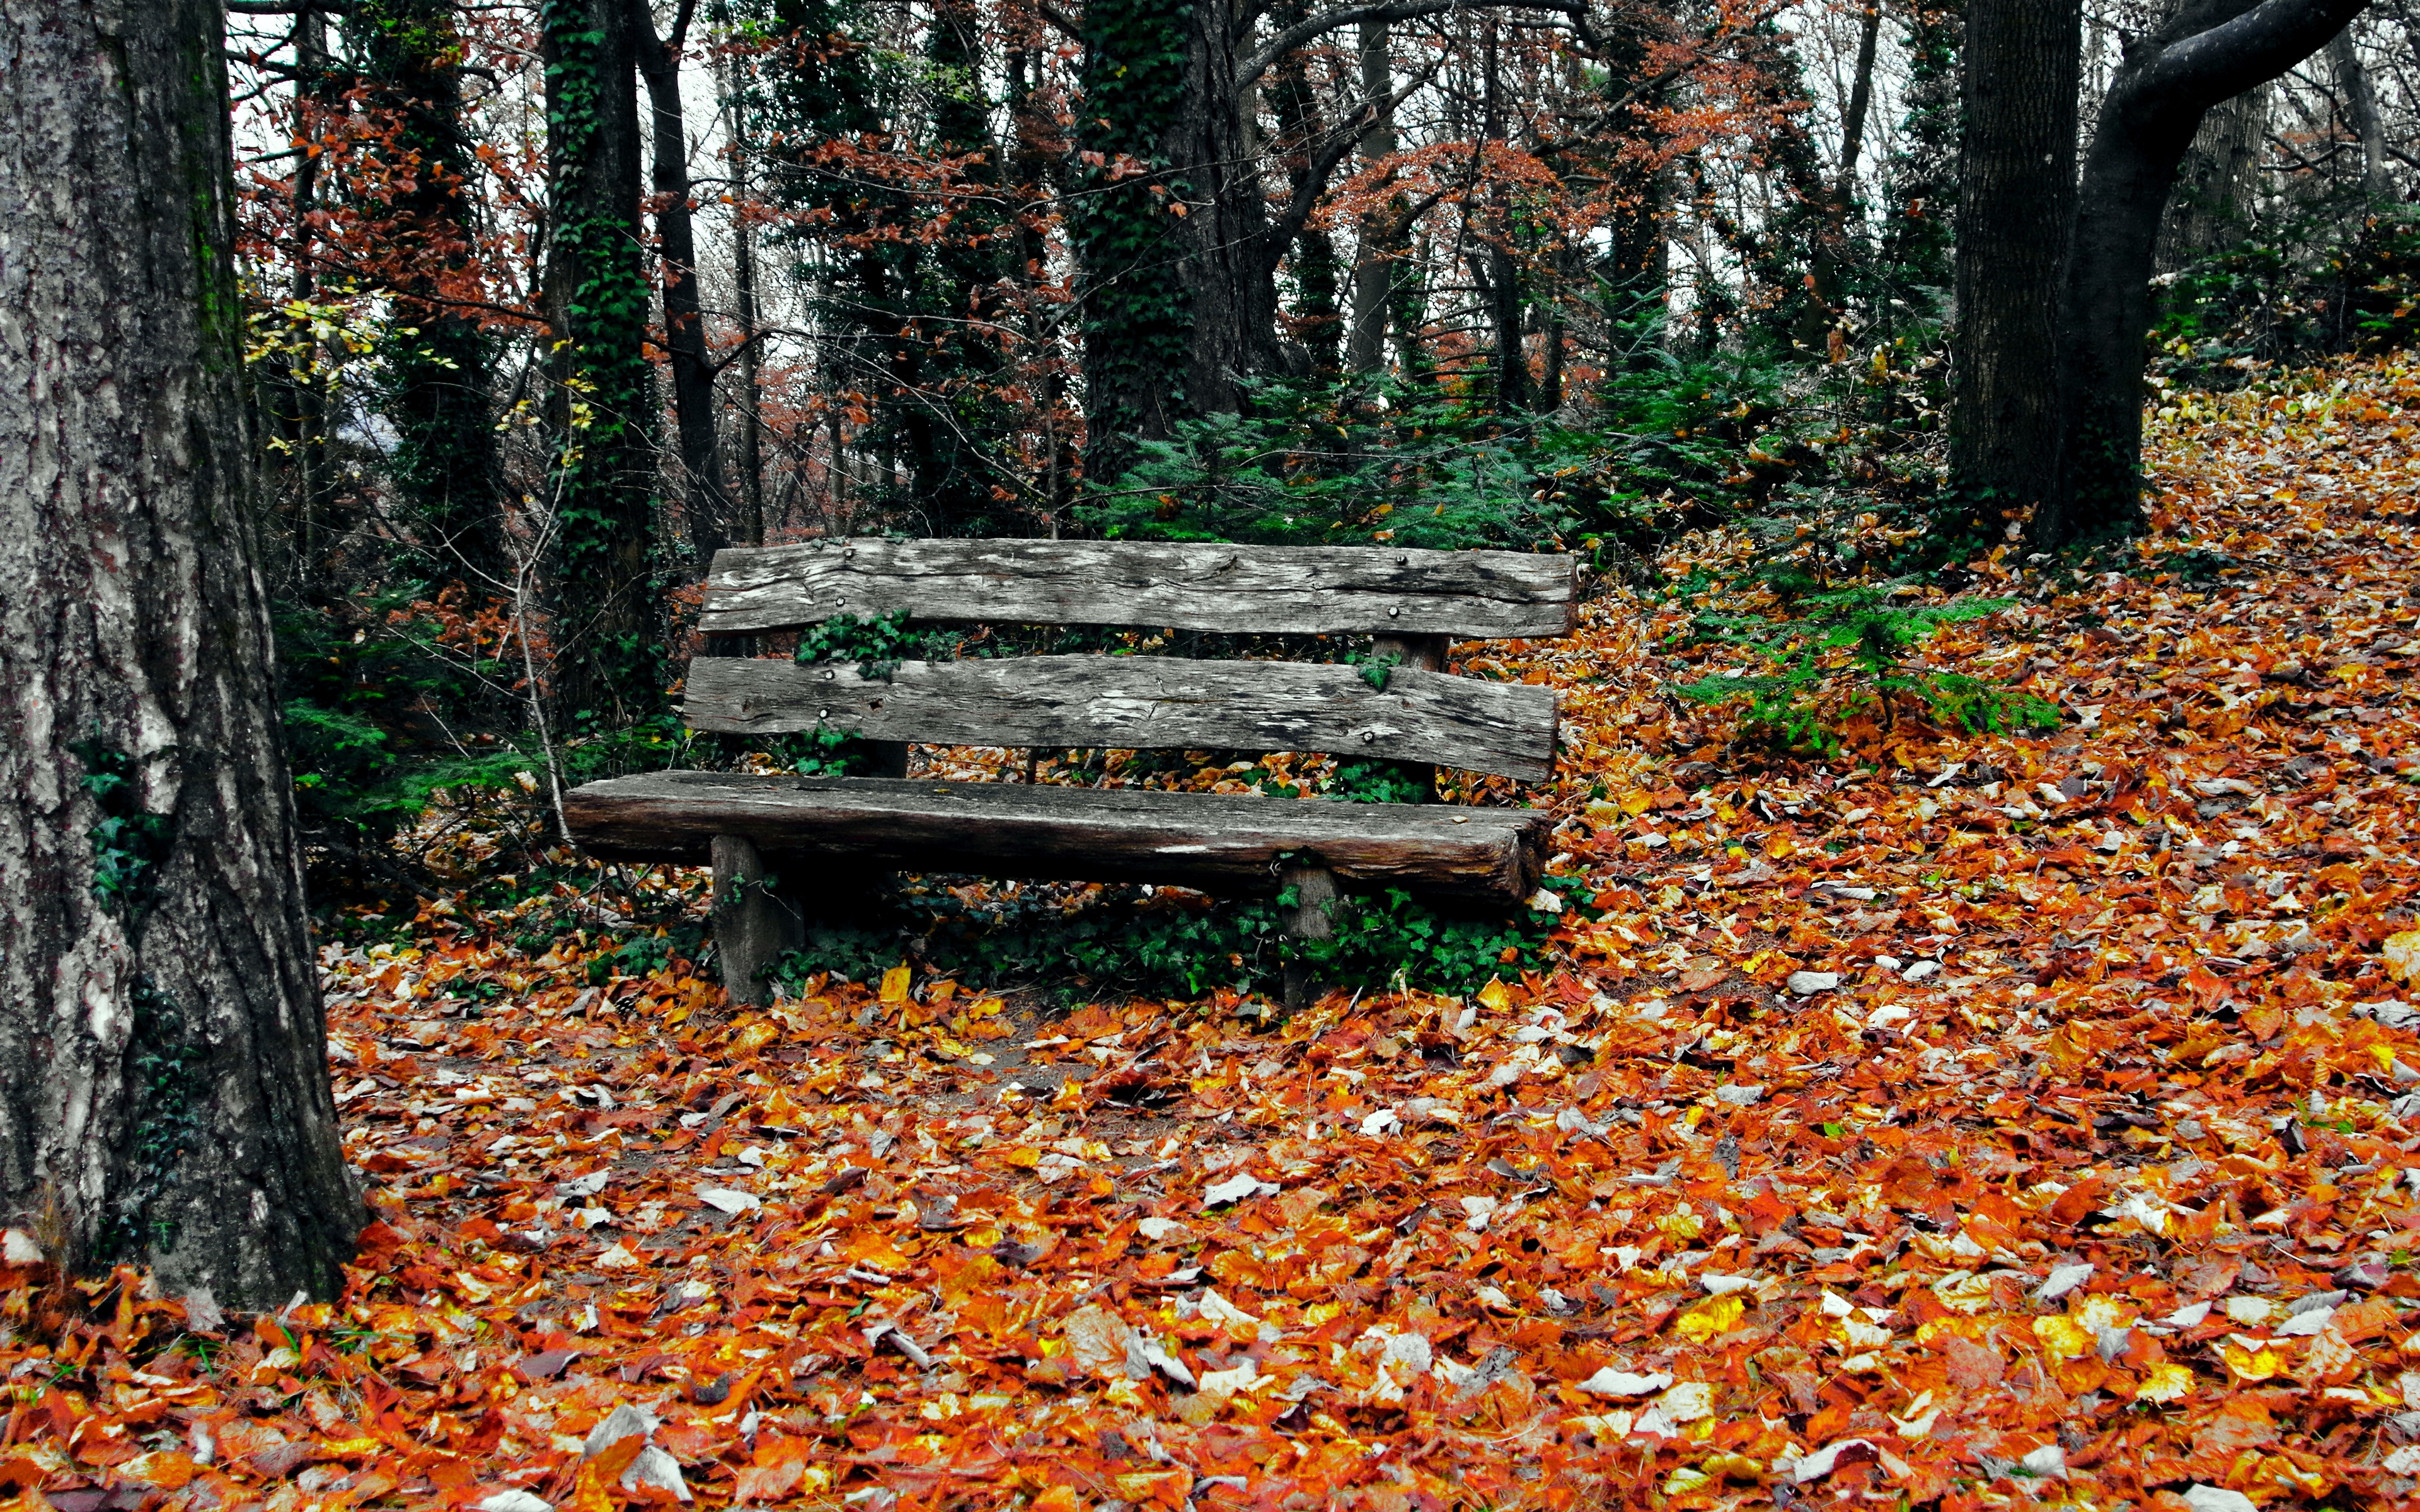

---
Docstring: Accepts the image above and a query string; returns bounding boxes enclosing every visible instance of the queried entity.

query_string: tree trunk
[542,0,660,723]
[1270,0,1343,374]
[1346,21,1398,374]
[1593,16,1674,355]
[1539,242,1570,410]
[1478,20,1531,412]
[712,37,768,547]
[0,0,357,1307]
[1947,0,2080,534]
[1076,0,1284,490]
[2153,84,2269,271]
[2036,0,2371,548]
[1836,3,1883,209]
[637,0,734,568]
[2329,28,2387,200]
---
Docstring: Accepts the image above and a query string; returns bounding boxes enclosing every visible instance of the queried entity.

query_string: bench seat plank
[683,655,1559,781]
[563,772,1550,905]
[699,539,1579,639]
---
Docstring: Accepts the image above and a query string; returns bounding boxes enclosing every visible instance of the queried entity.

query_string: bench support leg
[1281,862,1338,1012]
[712,835,804,1007]
[1372,634,1450,800]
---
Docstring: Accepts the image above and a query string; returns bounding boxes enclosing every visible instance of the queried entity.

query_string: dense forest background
[222,0,2417,895]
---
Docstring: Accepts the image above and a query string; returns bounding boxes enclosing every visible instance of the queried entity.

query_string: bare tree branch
[1237,0,1598,94]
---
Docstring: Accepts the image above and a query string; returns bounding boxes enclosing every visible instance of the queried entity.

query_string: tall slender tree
[1345,20,1403,374]
[258,1,343,592]
[541,0,659,723]
[711,25,770,546]
[0,0,357,1306]
[1269,0,1345,374]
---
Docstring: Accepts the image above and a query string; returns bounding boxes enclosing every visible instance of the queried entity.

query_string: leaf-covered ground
[13,358,2420,1511]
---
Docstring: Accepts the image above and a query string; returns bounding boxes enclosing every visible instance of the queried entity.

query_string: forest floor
[14,356,2420,1512]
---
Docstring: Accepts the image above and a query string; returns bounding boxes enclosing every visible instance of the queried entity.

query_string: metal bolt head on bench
[563,538,1577,1006]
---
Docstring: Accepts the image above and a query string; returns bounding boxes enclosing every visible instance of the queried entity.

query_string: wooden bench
[562,539,1576,1006]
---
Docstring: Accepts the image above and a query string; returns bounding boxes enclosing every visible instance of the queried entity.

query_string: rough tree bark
[0,0,357,1307]
[2034,0,2371,547]
[2153,83,2271,272]
[1946,0,2080,535]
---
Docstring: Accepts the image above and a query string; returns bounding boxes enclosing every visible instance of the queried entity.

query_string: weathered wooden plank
[563,772,1550,905]
[683,655,1558,781]
[698,538,1579,639]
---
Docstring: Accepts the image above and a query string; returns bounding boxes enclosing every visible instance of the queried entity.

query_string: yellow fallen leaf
[2076,1294,2132,1332]
[1477,978,1511,1011]
[2386,929,2420,983]
[1675,1295,1744,1343]
[117,1450,200,1489]
[2032,1315,2092,1362]
[880,963,913,1003]
[1619,788,1654,816]
[316,1436,385,1458]
[2221,1339,2285,1382]
[1931,1272,1995,1315]
[1702,1453,1765,1483]
[2136,1361,2196,1402]
[846,1230,910,1269]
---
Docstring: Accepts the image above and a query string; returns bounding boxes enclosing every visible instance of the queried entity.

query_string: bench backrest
[684,539,1575,781]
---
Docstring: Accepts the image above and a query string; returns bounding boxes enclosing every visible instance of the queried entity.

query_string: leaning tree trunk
[637,0,734,568]
[2036,0,2371,548]
[0,0,357,1307]
[1946,0,2080,537]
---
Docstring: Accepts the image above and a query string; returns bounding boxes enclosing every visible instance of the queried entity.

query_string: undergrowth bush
[767,873,1597,1004]
[2152,203,2420,387]
[1078,345,1793,559]
[1671,580,2057,756]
